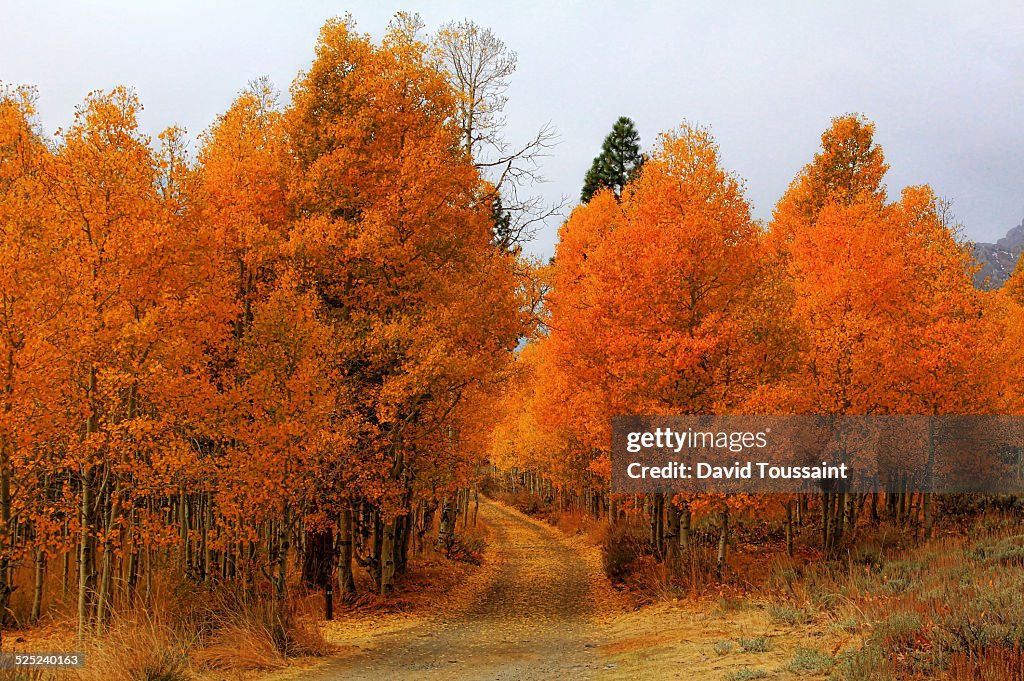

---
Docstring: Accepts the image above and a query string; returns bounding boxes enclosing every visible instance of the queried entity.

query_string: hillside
[971,217,1024,289]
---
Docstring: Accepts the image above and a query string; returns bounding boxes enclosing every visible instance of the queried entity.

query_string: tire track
[306,498,604,680]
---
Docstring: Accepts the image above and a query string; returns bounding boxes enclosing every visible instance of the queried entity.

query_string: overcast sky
[3,1,1022,257]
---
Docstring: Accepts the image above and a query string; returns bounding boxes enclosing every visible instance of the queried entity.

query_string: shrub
[812,591,843,611]
[880,577,910,594]
[785,646,834,675]
[767,563,801,596]
[769,604,814,626]
[831,616,861,634]
[499,491,555,520]
[832,646,893,681]
[601,523,644,584]
[738,636,771,653]
[971,536,1024,567]
[871,612,923,650]
[937,586,1024,655]
[713,640,735,656]
[726,668,768,681]
[443,533,487,565]
[851,543,884,569]
[881,559,926,580]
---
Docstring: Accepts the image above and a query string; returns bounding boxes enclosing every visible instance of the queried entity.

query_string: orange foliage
[0,12,528,623]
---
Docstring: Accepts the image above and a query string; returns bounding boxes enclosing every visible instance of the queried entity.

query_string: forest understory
[4,493,1022,681]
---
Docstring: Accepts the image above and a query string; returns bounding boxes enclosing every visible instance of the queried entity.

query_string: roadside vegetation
[495,481,1024,680]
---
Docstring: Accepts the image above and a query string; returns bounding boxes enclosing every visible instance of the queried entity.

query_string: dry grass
[0,669,67,681]
[2,565,337,679]
[947,646,1024,681]
[195,618,287,671]
[764,517,1024,680]
[80,613,192,681]
[553,510,608,541]
[193,584,332,672]
[564,505,1024,679]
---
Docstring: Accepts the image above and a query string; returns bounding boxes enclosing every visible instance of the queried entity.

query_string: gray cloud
[3,0,1021,258]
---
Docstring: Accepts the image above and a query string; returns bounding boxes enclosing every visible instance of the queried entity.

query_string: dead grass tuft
[80,613,192,681]
[195,618,286,671]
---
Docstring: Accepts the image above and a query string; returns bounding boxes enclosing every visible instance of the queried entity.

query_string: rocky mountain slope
[971,218,1024,289]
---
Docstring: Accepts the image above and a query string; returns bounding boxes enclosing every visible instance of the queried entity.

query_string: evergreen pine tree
[491,193,516,252]
[580,116,644,203]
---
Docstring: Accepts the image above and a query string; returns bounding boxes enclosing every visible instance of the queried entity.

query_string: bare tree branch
[434,20,565,251]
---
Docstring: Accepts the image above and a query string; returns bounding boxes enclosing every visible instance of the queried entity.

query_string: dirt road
[295,500,839,680]
[305,499,610,680]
